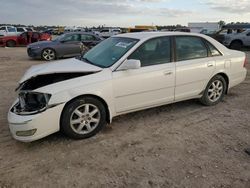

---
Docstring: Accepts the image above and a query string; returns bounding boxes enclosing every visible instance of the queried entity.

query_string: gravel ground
[0,47,249,188]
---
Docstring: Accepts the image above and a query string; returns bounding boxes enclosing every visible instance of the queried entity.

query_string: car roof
[114,31,207,40]
[65,32,97,35]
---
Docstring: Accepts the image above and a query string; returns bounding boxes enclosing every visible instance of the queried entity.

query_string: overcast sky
[1,0,249,27]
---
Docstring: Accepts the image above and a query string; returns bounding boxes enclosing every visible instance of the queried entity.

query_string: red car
[0,32,51,47]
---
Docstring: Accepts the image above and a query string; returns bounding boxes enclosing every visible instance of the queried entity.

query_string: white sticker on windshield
[115,42,132,48]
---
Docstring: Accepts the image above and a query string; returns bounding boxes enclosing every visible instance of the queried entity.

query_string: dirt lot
[0,47,249,188]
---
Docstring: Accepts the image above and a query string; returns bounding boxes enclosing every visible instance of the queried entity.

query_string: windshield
[82,37,138,68]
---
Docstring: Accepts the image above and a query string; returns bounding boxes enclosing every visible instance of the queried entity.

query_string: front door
[112,36,175,114]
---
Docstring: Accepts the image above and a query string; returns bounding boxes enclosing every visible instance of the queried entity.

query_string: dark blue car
[27,32,103,61]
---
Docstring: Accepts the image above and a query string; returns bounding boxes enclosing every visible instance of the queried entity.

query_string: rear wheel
[60,97,107,139]
[6,40,16,47]
[200,75,226,106]
[230,41,242,50]
[41,48,56,61]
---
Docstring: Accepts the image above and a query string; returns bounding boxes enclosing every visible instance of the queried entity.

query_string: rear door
[174,36,216,101]
[80,34,99,49]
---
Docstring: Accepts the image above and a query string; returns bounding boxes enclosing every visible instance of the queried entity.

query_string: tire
[6,40,16,47]
[230,41,242,50]
[41,48,56,61]
[60,97,107,139]
[200,75,227,106]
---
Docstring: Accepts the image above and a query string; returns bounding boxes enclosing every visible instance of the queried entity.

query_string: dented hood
[19,58,103,84]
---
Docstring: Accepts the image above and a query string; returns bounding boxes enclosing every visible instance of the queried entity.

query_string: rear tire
[60,97,107,139]
[230,41,242,50]
[6,40,16,47]
[200,75,227,106]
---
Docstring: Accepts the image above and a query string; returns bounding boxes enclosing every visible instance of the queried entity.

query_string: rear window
[17,28,24,32]
[205,41,222,56]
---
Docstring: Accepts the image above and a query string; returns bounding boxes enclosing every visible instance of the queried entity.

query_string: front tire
[41,48,56,61]
[200,75,226,106]
[60,97,107,139]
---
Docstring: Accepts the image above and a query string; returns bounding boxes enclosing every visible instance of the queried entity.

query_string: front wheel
[200,75,227,106]
[60,97,107,139]
[41,48,56,61]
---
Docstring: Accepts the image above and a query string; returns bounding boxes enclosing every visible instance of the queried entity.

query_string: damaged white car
[8,32,247,142]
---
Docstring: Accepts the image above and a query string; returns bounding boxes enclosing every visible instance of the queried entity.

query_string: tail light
[244,56,248,67]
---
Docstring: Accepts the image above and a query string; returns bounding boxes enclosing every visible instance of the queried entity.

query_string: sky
[0,0,250,27]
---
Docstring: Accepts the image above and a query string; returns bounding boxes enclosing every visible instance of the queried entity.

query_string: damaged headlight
[12,91,51,115]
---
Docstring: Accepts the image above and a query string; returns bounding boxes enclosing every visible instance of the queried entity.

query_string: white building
[188,22,220,34]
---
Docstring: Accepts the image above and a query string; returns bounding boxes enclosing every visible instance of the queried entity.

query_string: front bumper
[8,102,65,142]
[27,47,42,58]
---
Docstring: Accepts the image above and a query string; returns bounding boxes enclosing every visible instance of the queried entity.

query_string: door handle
[163,71,173,76]
[207,63,214,67]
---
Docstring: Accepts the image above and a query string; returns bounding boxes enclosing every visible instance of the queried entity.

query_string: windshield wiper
[81,57,105,68]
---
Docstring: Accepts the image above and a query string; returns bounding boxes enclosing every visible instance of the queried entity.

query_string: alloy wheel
[42,49,55,60]
[207,80,223,102]
[70,104,101,135]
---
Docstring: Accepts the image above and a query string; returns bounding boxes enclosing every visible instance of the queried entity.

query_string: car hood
[19,58,103,84]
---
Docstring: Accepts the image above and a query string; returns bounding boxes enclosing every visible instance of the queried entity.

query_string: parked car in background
[0,31,51,47]
[9,32,247,142]
[210,24,250,44]
[27,32,103,61]
[52,27,65,35]
[17,27,35,33]
[0,26,17,36]
[127,26,157,33]
[175,28,191,32]
[73,27,85,32]
[42,29,54,35]
[99,28,121,38]
[223,29,250,50]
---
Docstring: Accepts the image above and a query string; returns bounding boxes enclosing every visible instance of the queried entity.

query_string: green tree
[218,20,226,28]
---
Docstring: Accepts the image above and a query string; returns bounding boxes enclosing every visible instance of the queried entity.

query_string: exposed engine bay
[13,72,97,115]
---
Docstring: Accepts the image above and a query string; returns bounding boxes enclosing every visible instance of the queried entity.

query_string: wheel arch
[230,39,243,46]
[214,72,229,94]
[60,94,112,125]
[6,39,16,47]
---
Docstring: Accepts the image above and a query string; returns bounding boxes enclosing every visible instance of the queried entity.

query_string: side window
[81,35,95,41]
[175,36,208,61]
[63,34,80,42]
[17,28,24,32]
[205,41,221,56]
[7,27,16,32]
[128,37,171,67]
[0,27,6,31]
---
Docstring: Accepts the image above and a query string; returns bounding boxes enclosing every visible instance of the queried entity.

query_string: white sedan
[8,32,247,142]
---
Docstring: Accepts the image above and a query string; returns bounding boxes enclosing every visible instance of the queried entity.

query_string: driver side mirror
[117,59,141,71]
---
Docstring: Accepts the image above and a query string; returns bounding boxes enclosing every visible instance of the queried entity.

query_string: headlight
[12,91,51,115]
